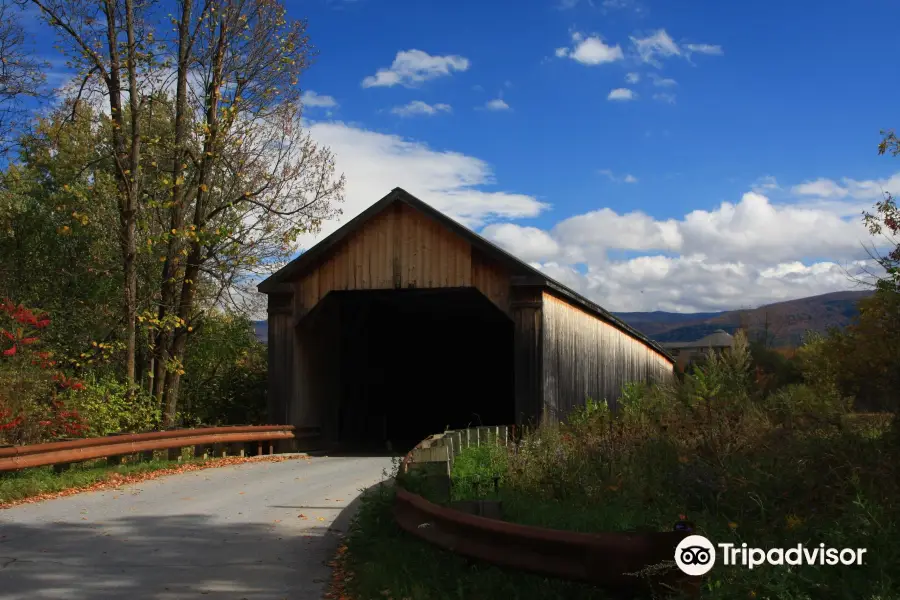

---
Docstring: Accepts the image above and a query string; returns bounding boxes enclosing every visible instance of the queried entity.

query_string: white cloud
[480,186,881,312]
[608,88,636,101]
[752,175,780,193]
[479,223,560,262]
[684,43,724,56]
[625,72,641,84]
[599,169,639,183]
[485,98,510,111]
[301,90,338,108]
[556,32,624,66]
[630,29,722,67]
[653,92,676,104]
[792,178,851,199]
[649,73,677,87]
[299,121,548,251]
[390,100,452,117]
[630,29,681,67]
[602,0,641,10]
[361,49,470,88]
[792,174,900,201]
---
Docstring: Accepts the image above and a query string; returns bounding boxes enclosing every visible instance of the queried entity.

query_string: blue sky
[294,0,897,213]
[21,0,900,312]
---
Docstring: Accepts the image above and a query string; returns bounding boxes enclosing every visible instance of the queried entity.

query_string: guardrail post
[106,455,123,467]
[257,441,263,456]
[231,443,245,457]
[213,443,226,458]
[53,462,71,474]
[167,447,182,461]
[268,442,274,455]
[194,444,208,460]
[141,450,155,462]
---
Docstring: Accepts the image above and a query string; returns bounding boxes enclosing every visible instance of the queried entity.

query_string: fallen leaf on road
[298,514,307,519]
[0,454,305,510]
[317,517,326,522]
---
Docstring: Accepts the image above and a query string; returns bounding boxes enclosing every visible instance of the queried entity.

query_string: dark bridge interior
[299,288,514,453]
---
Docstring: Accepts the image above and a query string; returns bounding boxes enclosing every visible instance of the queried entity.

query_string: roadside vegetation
[440,335,897,599]
[334,474,612,600]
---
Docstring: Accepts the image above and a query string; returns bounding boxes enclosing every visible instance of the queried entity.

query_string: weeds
[440,332,900,599]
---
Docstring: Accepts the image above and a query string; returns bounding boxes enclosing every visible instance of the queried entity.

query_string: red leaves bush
[0,298,87,445]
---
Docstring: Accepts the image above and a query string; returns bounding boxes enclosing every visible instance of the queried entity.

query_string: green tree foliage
[802,292,900,413]
[179,312,267,427]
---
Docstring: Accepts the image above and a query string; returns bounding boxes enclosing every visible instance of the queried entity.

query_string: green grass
[342,430,900,600]
[441,429,900,600]
[340,480,622,600]
[0,453,216,505]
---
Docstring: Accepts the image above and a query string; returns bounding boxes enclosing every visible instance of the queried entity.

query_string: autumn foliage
[0,299,87,444]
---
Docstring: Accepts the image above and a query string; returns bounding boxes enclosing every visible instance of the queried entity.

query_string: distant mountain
[250,290,874,348]
[614,290,874,347]
[613,310,723,325]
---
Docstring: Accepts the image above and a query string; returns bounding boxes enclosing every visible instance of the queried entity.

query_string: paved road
[0,455,394,600]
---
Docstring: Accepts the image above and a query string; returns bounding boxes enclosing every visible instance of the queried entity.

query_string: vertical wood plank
[540,292,674,421]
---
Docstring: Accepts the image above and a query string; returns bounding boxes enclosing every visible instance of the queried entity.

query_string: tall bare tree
[150,0,210,403]
[22,0,155,385]
[147,0,343,425]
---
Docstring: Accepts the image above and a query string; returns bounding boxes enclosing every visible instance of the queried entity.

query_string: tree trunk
[124,0,141,389]
[153,0,194,408]
[102,0,137,387]
[161,10,226,426]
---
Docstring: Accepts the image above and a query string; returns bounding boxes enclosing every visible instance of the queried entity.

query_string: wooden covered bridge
[258,188,674,450]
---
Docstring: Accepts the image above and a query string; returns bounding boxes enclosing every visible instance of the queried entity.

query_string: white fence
[407,425,511,471]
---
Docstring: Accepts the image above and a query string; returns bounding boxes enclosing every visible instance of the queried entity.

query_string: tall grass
[448,332,899,599]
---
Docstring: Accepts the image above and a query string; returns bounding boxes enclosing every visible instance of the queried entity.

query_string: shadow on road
[0,479,392,600]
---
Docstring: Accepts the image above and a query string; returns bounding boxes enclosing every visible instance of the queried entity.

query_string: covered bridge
[258,188,673,450]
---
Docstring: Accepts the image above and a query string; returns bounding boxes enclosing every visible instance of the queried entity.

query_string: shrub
[179,311,267,426]
[0,299,87,444]
[64,375,160,436]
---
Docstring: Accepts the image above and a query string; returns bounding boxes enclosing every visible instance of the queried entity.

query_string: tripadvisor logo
[675,535,716,576]
[674,535,867,575]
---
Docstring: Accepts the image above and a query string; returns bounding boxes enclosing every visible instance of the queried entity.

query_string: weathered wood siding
[511,286,544,425]
[542,292,673,420]
[266,293,293,425]
[291,202,510,318]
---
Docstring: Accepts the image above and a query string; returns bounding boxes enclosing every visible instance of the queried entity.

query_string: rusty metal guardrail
[393,429,701,596]
[0,425,319,472]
